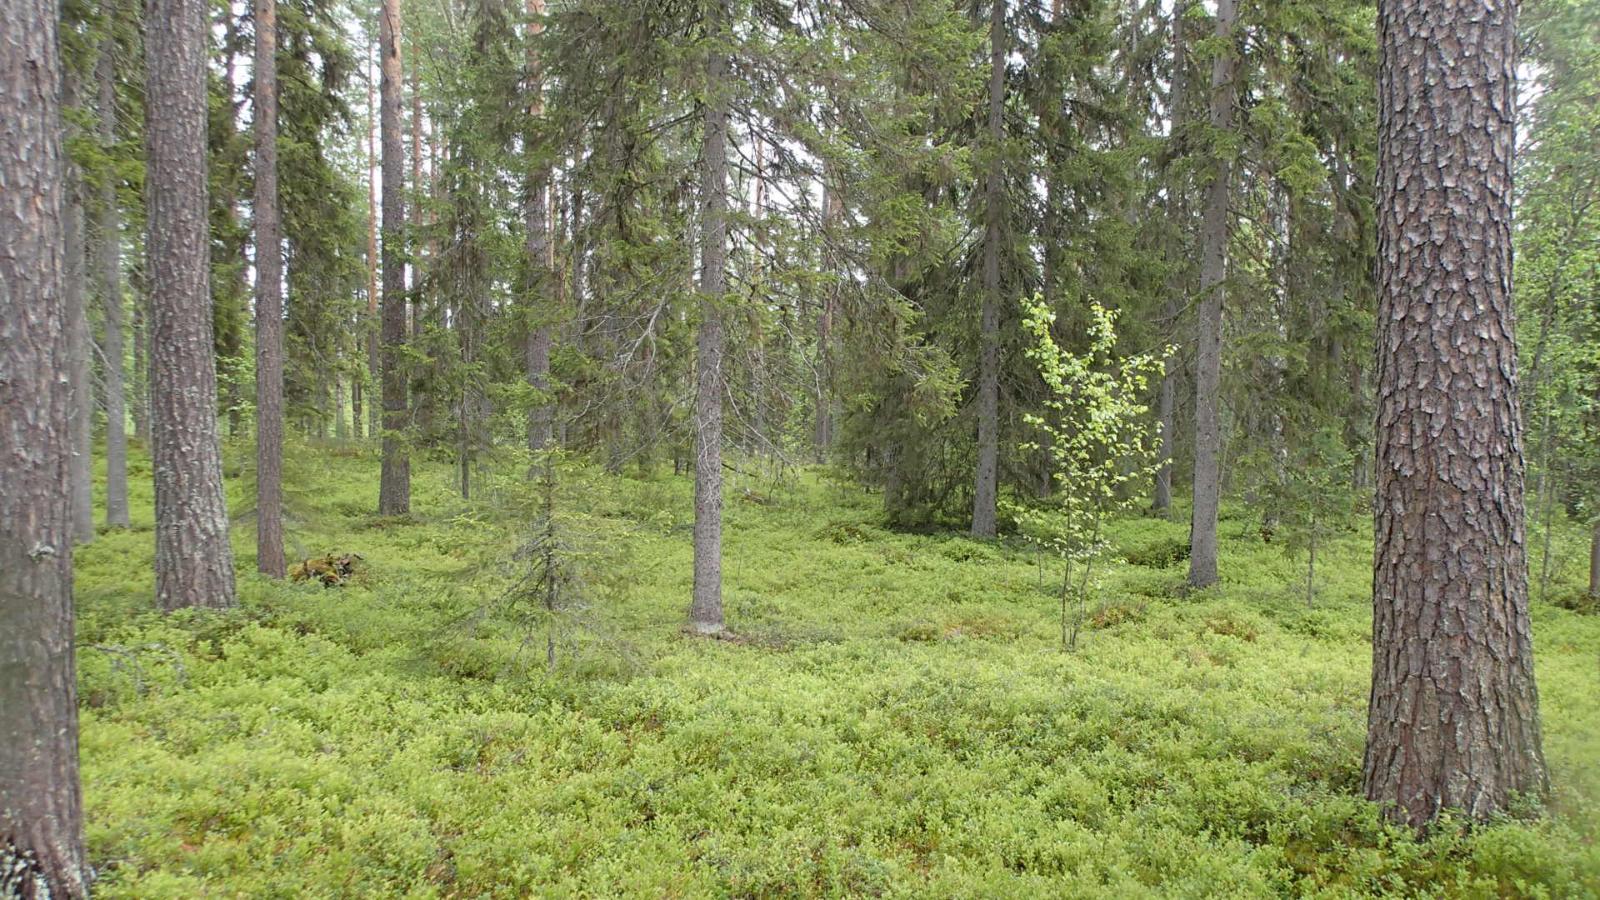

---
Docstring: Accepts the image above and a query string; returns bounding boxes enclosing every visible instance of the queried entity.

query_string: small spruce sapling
[1264,424,1354,607]
[1008,295,1170,650]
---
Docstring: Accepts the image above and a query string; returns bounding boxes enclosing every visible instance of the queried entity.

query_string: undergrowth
[72,442,1600,897]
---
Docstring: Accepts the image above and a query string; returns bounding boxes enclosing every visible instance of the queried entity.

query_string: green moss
[74,446,1600,897]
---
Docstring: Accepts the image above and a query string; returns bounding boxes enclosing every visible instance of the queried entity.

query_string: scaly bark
[689,0,731,635]
[1187,0,1237,589]
[147,0,238,609]
[378,0,411,515]
[1363,0,1547,828]
[971,0,1006,539]
[0,0,88,889]
[254,0,285,577]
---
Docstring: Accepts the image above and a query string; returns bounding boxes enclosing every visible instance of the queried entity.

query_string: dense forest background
[2,0,1599,893]
[49,0,1600,586]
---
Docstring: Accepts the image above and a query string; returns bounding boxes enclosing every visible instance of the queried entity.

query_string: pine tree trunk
[64,71,96,546]
[377,0,411,515]
[254,0,285,578]
[1187,0,1237,589]
[147,0,238,610]
[97,38,131,529]
[1363,0,1547,829]
[0,0,88,889]
[971,0,1005,540]
[689,0,731,636]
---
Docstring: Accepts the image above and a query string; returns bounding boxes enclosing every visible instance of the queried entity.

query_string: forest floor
[75,443,1599,897]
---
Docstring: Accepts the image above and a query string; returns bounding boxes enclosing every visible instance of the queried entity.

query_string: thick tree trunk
[971,0,1005,539]
[525,0,553,453]
[689,0,731,636]
[97,38,131,529]
[1363,0,1547,829]
[147,0,238,610]
[254,0,285,578]
[64,72,96,546]
[0,0,88,890]
[377,0,411,515]
[1186,0,1237,589]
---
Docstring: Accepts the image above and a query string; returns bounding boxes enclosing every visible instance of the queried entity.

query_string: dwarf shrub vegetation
[75,444,1600,897]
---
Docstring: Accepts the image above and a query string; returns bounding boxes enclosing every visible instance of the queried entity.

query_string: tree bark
[64,71,96,546]
[1153,313,1176,515]
[971,0,1005,540]
[254,0,285,577]
[378,0,411,515]
[147,0,238,610]
[525,0,553,453]
[0,0,89,890]
[97,36,131,529]
[1363,0,1547,829]
[131,260,149,444]
[1153,0,1189,518]
[365,40,380,440]
[1186,0,1237,589]
[815,174,840,462]
[689,0,731,636]
[1589,518,1600,600]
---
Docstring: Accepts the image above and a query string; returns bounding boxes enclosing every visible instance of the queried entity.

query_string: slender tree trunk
[1363,0,1546,829]
[971,0,1006,539]
[97,37,131,529]
[1153,320,1176,515]
[254,0,285,577]
[351,376,363,439]
[377,0,411,515]
[335,378,347,442]
[1589,518,1600,600]
[131,260,150,444]
[1153,0,1189,518]
[147,0,238,609]
[366,41,380,440]
[525,0,553,453]
[0,0,88,889]
[689,0,731,636]
[815,171,839,461]
[1186,0,1237,589]
[64,71,95,546]
[409,72,438,439]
